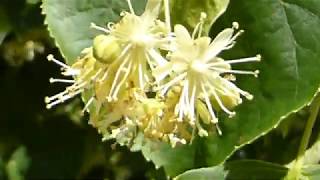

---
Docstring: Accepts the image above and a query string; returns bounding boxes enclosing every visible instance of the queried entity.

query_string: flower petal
[142,0,162,22]
[205,28,234,62]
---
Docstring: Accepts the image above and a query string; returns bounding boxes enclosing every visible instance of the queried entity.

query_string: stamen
[209,55,261,66]
[62,68,80,76]
[215,123,222,136]
[45,89,70,103]
[210,67,260,77]
[111,60,133,100]
[211,88,236,117]
[164,0,171,32]
[214,83,240,100]
[108,55,131,101]
[221,78,254,100]
[195,120,208,137]
[148,49,168,66]
[198,12,207,38]
[107,22,115,31]
[182,80,190,117]
[90,23,110,33]
[157,72,187,95]
[192,12,207,39]
[175,81,188,121]
[138,62,145,89]
[232,22,239,29]
[67,82,86,92]
[46,89,83,109]
[91,69,103,81]
[145,53,155,70]
[82,97,94,114]
[47,54,70,69]
[49,78,75,84]
[126,0,135,14]
[99,67,111,82]
[230,30,244,43]
[201,84,218,124]
[189,84,197,123]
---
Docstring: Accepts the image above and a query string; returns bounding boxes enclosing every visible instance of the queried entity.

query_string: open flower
[45,1,261,147]
[45,0,171,108]
[45,48,105,110]
[154,19,261,133]
[91,0,171,101]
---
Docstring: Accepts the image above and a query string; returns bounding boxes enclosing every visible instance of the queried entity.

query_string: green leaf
[225,160,288,180]
[140,0,320,175]
[42,0,147,64]
[170,0,229,35]
[174,165,226,180]
[202,0,320,165]
[140,140,197,177]
[6,146,31,180]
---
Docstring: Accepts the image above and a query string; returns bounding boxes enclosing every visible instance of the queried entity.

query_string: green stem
[285,94,320,180]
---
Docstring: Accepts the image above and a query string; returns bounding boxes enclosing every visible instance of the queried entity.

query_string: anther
[232,22,239,29]
[254,70,260,78]
[229,112,236,118]
[215,123,222,136]
[47,54,70,69]
[245,93,254,100]
[90,23,110,33]
[200,12,207,21]
[49,78,75,84]
[44,96,50,103]
[256,54,262,61]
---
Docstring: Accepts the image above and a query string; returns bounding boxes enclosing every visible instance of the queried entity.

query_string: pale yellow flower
[91,0,171,102]
[45,48,104,110]
[154,20,261,131]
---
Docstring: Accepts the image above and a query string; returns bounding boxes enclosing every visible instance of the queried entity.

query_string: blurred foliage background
[0,0,319,179]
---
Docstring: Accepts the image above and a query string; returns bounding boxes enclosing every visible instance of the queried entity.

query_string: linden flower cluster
[45,0,261,147]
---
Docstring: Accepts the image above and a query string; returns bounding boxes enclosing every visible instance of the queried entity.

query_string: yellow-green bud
[93,35,120,64]
[196,100,211,125]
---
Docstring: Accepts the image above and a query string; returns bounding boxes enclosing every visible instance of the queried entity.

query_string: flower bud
[93,35,120,64]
